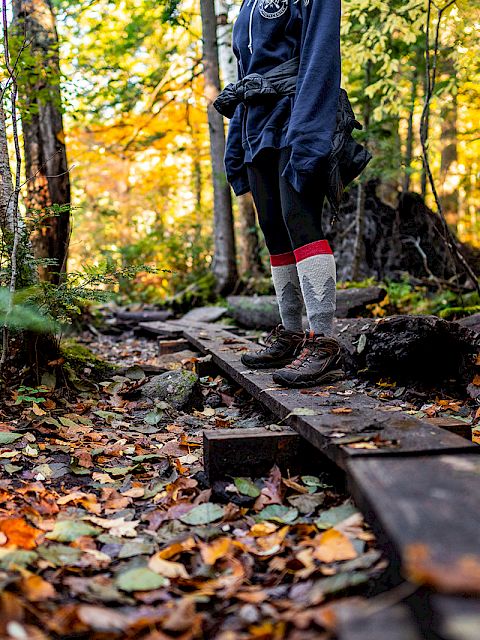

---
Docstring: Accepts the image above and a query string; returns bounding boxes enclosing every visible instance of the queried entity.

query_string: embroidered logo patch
[259,0,288,19]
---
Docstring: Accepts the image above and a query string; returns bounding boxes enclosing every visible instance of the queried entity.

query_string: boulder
[336,286,387,318]
[140,370,201,410]
[457,313,480,335]
[343,315,479,386]
[227,296,281,329]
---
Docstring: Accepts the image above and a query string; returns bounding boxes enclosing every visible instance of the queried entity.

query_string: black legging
[246,147,326,256]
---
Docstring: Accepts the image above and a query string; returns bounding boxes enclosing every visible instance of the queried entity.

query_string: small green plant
[14,385,48,405]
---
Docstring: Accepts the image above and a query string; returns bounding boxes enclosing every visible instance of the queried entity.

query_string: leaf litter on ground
[0,327,392,639]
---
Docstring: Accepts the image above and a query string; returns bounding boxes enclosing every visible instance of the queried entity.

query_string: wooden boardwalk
[176,322,480,635]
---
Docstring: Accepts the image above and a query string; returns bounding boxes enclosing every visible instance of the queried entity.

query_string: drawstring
[248,0,258,54]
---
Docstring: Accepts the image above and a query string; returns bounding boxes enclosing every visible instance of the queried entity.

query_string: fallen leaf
[179,503,225,525]
[234,477,261,498]
[0,432,22,445]
[256,504,298,524]
[315,503,359,530]
[330,408,353,415]
[20,574,55,601]
[0,518,42,549]
[199,537,233,565]
[314,529,358,563]
[46,520,100,542]
[116,567,169,592]
[148,554,189,578]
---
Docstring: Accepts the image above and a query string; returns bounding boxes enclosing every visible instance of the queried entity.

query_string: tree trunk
[351,62,371,281]
[439,59,458,219]
[403,67,418,193]
[200,0,238,295]
[237,194,265,279]
[12,0,70,284]
[215,0,264,280]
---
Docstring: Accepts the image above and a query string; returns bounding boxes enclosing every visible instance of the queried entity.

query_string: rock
[181,306,227,323]
[140,370,201,410]
[457,313,480,335]
[336,286,387,318]
[354,315,479,385]
[227,296,281,329]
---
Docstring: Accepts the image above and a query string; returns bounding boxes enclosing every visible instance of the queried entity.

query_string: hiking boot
[272,332,344,388]
[241,325,305,370]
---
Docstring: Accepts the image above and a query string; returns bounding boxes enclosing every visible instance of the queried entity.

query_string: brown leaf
[330,408,353,415]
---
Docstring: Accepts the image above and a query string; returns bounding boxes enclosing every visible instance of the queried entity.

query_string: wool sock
[270,251,304,332]
[294,240,336,336]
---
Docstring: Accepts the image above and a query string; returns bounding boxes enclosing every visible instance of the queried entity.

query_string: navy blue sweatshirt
[224,0,341,196]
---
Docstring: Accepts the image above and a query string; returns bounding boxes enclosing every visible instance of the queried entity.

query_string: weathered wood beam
[203,427,325,482]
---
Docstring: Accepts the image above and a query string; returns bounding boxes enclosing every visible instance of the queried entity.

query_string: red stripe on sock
[270,251,296,267]
[294,240,333,263]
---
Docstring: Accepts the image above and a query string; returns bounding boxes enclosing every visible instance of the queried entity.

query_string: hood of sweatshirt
[225,0,341,196]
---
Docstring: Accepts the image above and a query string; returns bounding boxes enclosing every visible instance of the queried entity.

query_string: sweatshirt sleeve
[282,0,341,192]
[224,103,250,196]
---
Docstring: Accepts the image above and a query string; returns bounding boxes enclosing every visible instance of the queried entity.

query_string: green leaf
[116,567,168,592]
[314,503,359,530]
[37,544,82,566]
[103,465,139,476]
[234,477,261,498]
[0,432,22,445]
[255,504,298,524]
[0,550,37,569]
[46,520,101,542]
[286,407,316,418]
[179,503,225,525]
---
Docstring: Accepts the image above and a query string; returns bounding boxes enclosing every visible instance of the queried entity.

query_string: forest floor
[0,315,478,639]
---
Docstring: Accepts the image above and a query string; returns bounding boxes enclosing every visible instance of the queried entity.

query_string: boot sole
[272,369,345,388]
[241,356,295,370]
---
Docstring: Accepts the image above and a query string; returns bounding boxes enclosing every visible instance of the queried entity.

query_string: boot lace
[257,325,283,354]
[286,332,332,370]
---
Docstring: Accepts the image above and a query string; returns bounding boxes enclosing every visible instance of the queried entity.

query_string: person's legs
[271,149,342,388]
[246,150,303,332]
[240,150,305,370]
[278,148,336,337]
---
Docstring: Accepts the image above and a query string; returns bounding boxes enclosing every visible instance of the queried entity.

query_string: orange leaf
[20,575,55,602]
[331,408,353,414]
[313,529,357,563]
[0,518,42,549]
[200,536,232,565]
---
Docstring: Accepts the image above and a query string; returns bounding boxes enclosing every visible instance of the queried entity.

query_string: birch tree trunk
[215,0,265,280]
[200,0,238,295]
[12,0,70,284]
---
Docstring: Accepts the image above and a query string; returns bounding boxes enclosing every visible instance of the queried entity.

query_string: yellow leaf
[148,554,189,579]
[313,529,358,563]
[32,402,46,416]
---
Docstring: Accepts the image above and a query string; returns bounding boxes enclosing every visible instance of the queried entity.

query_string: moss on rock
[61,340,119,381]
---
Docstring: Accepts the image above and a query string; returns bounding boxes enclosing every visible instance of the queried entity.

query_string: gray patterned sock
[294,240,336,336]
[270,252,303,332]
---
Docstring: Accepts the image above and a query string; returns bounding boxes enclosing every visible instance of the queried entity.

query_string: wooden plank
[336,603,423,640]
[139,319,232,338]
[183,326,476,469]
[203,428,326,482]
[157,338,190,355]
[428,595,480,639]
[346,454,480,595]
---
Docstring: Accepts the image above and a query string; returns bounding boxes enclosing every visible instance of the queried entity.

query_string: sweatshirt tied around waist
[224,0,341,196]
